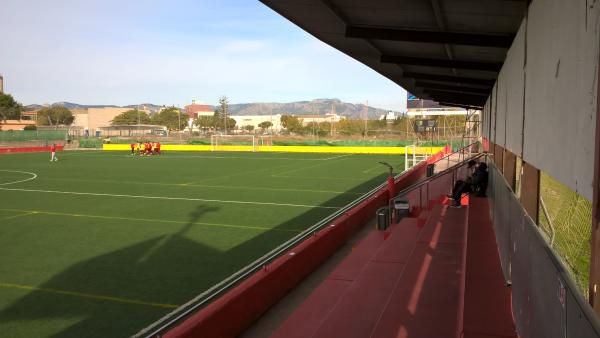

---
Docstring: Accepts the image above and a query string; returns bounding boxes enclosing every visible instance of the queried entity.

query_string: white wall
[484,0,599,200]
[503,21,526,156]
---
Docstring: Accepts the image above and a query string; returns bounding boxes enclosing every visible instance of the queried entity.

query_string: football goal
[210,135,257,152]
[259,135,273,147]
[404,144,430,172]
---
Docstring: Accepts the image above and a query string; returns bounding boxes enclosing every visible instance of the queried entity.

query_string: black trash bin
[376,207,389,230]
[393,199,410,222]
[427,163,435,177]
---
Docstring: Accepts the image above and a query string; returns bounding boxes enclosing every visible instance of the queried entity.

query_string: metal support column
[589,43,600,311]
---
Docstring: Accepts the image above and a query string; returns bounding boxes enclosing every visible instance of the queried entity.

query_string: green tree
[111,109,150,125]
[209,109,236,132]
[280,115,304,134]
[152,107,188,131]
[194,115,215,131]
[243,125,254,132]
[318,121,331,136]
[224,117,236,131]
[37,106,74,126]
[337,119,364,135]
[216,96,230,132]
[258,121,272,132]
[0,93,23,121]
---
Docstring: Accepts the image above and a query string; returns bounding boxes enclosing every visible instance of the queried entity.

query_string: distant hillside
[25,102,120,110]
[24,99,394,119]
[228,99,390,119]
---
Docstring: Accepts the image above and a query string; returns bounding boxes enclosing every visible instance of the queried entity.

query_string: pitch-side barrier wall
[488,161,600,337]
[157,150,446,338]
[103,143,444,154]
[0,145,64,154]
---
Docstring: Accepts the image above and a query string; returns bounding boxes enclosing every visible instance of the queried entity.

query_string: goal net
[259,135,273,147]
[210,135,257,152]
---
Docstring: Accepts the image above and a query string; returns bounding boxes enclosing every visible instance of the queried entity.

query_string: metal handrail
[394,152,487,201]
[136,162,427,337]
[434,140,481,169]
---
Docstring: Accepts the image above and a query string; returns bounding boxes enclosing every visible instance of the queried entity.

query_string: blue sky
[0,0,407,111]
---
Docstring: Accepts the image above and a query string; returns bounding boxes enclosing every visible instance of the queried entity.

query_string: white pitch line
[0,170,38,186]
[272,154,353,177]
[0,187,341,209]
[320,154,354,161]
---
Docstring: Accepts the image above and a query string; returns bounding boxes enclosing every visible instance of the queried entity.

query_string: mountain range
[25,99,395,119]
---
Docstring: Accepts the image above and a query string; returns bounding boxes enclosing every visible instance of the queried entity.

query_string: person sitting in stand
[448,160,477,199]
[449,162,488,208]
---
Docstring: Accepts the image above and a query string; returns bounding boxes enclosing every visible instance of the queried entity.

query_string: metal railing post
[426,181,430,209]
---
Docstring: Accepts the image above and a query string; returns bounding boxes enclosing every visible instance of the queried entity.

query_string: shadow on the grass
[0,173,388,338]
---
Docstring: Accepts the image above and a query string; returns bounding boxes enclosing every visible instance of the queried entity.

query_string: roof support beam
[403,72,496,86]
[419,86,491,96]
[428,90,488,101]
[381,55,502,72]
[346,26,514,48]
[415,81,492,94]
[428,91,487,107]
[438,102,482,110]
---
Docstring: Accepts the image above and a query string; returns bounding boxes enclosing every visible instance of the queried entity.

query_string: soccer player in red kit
[156,142,161,155]
[50,143,58,162]
[130,143,135,155]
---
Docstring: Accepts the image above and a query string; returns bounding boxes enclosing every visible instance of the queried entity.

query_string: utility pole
[178,105,182,141]
[224,103,227,134]
[330,102,335,137]
[363,101,368,140]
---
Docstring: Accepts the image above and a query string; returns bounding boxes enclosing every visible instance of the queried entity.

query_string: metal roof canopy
[260,0,527,109]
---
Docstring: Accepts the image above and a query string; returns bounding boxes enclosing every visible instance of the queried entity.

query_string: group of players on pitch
[130,141,161,156]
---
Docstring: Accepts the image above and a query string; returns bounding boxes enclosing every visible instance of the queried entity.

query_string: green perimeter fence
[1,132,456,149]
[0,130,67,143]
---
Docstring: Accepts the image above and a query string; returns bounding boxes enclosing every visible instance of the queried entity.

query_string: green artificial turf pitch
[0,150,405,338]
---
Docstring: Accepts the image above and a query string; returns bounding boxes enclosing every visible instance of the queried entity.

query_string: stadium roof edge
[260,0,527,108]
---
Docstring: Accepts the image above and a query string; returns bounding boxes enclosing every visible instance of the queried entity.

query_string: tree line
[1,92,468,137]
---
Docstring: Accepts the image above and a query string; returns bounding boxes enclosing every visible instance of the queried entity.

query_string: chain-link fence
[538,172,593,298]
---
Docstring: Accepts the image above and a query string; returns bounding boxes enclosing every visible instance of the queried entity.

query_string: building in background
[185,100,213,118]
[72,107,131,137]
[230,114,283,133]
[379,111,397,121]
[407,98,469,118]
[297,113,344,126]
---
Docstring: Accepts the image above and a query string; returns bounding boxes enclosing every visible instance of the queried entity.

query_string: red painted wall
[0,145,64,154]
